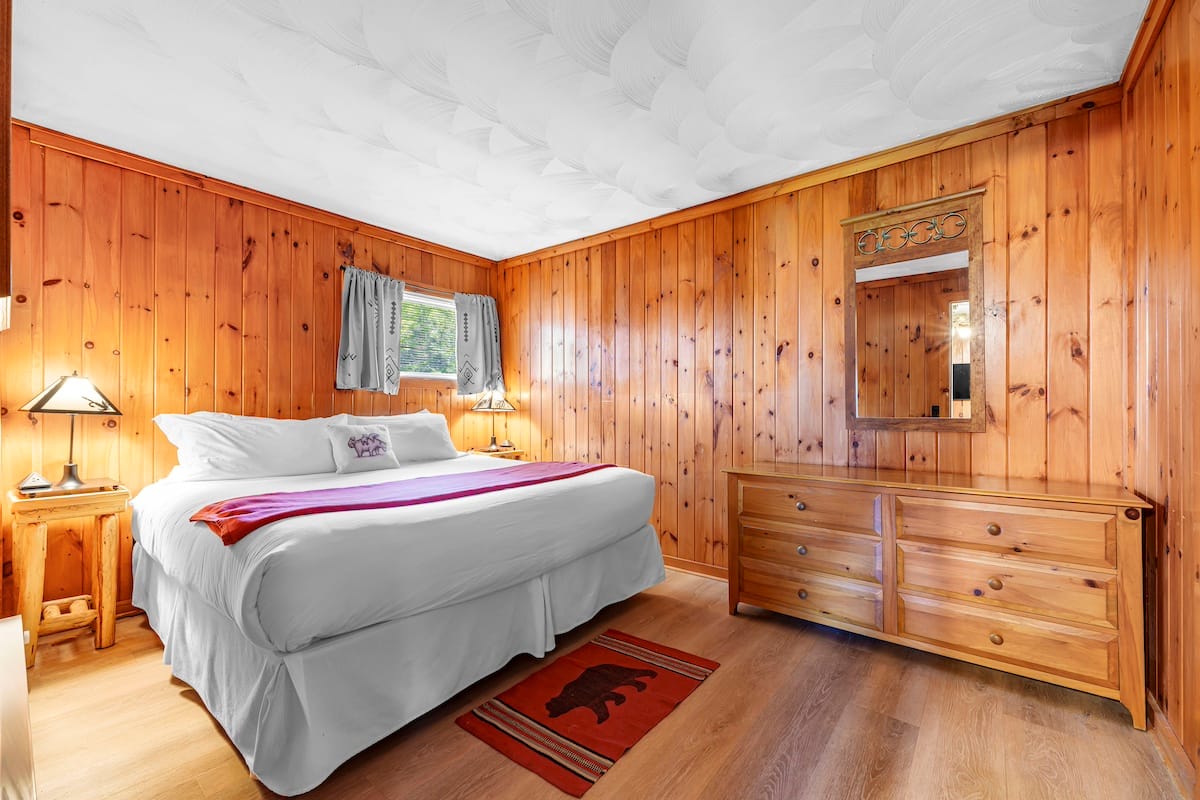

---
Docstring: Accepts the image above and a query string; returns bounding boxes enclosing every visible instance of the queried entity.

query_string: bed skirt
[132,525,664,796]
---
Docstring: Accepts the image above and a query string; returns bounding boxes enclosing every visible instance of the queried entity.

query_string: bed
[131,415,663,796]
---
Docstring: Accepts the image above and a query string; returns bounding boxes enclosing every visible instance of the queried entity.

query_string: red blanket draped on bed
[191,462,616,545]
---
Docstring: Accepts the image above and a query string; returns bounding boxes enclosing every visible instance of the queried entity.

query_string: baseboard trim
[1147,692,1197,799]
[116,600,143,619]
[662,556,728,581]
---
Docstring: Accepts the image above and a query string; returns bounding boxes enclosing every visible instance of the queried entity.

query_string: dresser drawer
[741,524,882,584]
[900,593,1118,686]
[896,495,1115,567]
[898,543,1117,627]
[740,558,883,631]
[740,481,881,536]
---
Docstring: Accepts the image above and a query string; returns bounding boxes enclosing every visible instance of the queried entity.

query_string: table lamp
[20,372,122,488]
[471,390,516,451]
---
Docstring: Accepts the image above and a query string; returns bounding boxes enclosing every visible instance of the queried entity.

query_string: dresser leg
[1123,697,1147,731]
[15,522,48,669]
[94,513,119,649]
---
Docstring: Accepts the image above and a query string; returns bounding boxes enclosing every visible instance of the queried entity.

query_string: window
[398,291,456,379]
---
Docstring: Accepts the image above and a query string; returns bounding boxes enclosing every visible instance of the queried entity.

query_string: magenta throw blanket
[192,462,616,546]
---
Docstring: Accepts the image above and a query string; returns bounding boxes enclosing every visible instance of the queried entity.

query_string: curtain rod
[339,265,457,300]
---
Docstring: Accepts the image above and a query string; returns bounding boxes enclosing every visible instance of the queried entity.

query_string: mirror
[843,189,985,432]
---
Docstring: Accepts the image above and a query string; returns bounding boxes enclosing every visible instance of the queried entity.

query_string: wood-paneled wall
[1,0,10,323]
[1126,0,1200,786]
[494,103,1127,579]
[0,124,494,614]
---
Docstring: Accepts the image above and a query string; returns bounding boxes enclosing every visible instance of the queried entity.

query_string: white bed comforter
[132,455,655,653]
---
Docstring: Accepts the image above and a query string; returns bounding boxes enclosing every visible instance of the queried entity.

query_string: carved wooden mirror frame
[842,187,986,433]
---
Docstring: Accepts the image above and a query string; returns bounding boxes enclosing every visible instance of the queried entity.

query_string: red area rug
[456,629,719,796]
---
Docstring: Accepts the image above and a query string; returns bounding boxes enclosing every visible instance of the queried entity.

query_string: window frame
[397,290,458,381]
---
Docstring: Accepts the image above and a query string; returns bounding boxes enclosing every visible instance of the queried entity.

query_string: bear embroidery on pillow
[348,433,388,458]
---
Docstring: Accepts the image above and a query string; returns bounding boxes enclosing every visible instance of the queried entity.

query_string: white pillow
[347,412,459,462]
[154,412,347,481]
[326,423,402,474]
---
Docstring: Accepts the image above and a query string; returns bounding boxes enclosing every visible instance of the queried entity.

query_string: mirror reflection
[854,255,970,420]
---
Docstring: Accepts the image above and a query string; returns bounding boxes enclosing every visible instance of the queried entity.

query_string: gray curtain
[454,293,504,396]
[337,266,405,395]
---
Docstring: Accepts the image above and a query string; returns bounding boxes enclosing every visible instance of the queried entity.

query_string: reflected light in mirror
[855,249,968,283]
[949,300,971,418]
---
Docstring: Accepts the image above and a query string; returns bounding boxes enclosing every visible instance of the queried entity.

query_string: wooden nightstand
[469,449,526,460]
[8,484,130,668]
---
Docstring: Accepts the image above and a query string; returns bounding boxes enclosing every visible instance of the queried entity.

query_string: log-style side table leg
[15,520,48,668]
[94,513,119,649]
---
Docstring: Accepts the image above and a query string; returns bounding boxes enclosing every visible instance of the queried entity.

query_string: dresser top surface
[723,463,1150,508]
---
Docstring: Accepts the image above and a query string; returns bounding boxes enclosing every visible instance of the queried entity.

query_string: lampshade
[471,390,515,413]
[21,373,121,416]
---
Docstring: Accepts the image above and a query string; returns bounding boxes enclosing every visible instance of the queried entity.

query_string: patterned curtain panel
[453,293,504,396]
[336,266,405,395]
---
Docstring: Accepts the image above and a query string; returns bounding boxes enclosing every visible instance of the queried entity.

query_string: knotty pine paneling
[1126,0,1200,781]
[0,123,493,613]
[0,0,9,320]
[495,107,1128,583]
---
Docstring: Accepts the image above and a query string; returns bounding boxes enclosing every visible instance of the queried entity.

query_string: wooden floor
[25,571,1181,800]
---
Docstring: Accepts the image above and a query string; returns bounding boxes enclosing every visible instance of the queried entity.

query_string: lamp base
[55,463,85,490]
[499,439,514,449]
[484,435,501,453]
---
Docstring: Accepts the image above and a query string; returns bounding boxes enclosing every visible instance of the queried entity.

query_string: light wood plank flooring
[25,571,1181,800]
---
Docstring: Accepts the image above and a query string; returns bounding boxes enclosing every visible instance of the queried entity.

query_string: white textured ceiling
[14,0,1147,260]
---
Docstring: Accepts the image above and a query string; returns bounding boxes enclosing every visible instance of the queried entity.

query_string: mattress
[132,455,656,652]
[134,525,665,795]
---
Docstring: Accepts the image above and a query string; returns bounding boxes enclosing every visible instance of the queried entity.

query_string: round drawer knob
[796,545,809,556]
[985,522,1002,536]
[795,501,807,511]
[988,632,1004,646]
[797,589,809,600]
[987,577,1004,591]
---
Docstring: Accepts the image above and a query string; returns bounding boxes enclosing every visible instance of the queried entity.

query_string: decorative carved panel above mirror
[842,188,985,432]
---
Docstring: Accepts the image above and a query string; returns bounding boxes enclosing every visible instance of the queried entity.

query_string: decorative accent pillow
[154,412,348,481]
[326,423,402,474]
[347,412,459,462]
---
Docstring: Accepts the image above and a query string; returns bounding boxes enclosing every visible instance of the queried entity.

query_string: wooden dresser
[726,464,1150,728]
